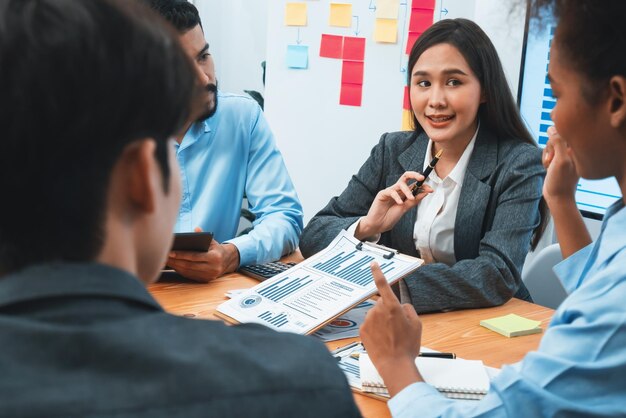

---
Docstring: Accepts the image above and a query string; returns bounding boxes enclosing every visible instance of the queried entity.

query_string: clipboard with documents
[215,230,424,335]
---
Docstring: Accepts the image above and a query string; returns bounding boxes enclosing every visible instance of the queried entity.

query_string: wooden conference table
[149,253,554,418]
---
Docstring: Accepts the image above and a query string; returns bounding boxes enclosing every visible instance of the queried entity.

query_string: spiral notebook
[359,353,490,400]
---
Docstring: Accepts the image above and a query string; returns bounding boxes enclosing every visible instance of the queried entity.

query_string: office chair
[521,243,568,309]
[236,198,255,237]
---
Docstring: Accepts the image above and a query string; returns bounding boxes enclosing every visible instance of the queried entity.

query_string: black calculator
[239,261,297,282]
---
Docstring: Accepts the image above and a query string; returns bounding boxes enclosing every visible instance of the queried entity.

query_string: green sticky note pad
[480,313,542,338]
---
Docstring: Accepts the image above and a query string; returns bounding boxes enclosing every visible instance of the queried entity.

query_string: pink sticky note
[403,86,411,110]
[341,60,365,85]
[343,36,366,61]
[412,0,435,9]
[340,83,363,106]
[406,31,420,54]
[409,8,433,33]
[320,34,343,59]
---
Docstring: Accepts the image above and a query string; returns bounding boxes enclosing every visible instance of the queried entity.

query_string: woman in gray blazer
[300,19,548,313]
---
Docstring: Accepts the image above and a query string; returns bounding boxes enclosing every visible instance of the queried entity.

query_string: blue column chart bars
[312,249,397,287]
[258,274,313,302]
[337,358,360,387]
[537,27,556,146]
[258,311,289,328]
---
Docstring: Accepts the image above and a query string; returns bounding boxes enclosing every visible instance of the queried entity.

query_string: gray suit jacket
[300,129,544,313]
[0,263,361,418]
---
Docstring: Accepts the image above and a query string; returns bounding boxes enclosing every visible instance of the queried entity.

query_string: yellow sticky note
[285,2,307,26]
[374,18,398,43]
[480,314,543,338]
[376,0,399,19]
[401,109,414,131]
[330,3,352,27]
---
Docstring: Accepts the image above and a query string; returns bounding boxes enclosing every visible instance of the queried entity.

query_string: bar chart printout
[215,231,424,335]
[312,249,398,287]
[258,275,313,302]
[257,311,289,328]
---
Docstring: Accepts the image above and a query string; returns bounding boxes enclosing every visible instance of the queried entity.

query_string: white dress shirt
[414,130,477,265]
[347,127,478,267]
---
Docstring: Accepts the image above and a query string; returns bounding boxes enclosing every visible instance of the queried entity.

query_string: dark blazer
[0,263,360,418]
[300,129,544,313]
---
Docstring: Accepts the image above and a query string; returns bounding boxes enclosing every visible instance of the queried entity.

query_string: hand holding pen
[409,149,444,196]
[355,149,442,241]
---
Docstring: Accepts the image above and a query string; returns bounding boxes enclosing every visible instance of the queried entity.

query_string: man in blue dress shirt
[147,0,303,282]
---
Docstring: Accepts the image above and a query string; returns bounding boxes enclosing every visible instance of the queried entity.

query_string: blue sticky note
[286,44,308,69]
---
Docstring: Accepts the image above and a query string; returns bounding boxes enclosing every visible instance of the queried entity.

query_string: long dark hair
[407,18,548,249]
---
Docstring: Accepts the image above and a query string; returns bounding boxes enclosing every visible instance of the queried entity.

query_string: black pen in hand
[409,149,443,196]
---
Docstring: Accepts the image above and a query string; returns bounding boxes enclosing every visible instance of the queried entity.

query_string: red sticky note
[412,0,435,9]
[409,8,433,33]
[340,83,363,106]
[320,34,343,59]
[403,86,411,110]
[406,31,420,54]
[341,60,365,85]
[343,36,366,61]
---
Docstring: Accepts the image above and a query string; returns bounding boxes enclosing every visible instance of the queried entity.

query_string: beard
[195,81,218,122]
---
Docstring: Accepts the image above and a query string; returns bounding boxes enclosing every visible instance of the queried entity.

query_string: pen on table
[418,352,456,359]
[332,341,361,359]
[410,149,444,196]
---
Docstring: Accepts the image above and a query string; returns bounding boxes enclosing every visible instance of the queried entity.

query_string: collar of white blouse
[414,126,479,265]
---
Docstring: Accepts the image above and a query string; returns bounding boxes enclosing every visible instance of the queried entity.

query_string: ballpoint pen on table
[410,148,444,196]
[345,350,456,361]
[332,341,362,359]
[418,352,456,359]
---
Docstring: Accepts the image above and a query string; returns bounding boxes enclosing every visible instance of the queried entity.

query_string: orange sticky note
[376,0,400,19]
[374,18,398,43]
[330,3,352,27]
[285,2,307,26]
[401,109,414,131]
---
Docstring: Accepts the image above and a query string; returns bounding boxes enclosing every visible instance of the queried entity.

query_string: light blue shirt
[389,199,626,417]
[174,91,303,266]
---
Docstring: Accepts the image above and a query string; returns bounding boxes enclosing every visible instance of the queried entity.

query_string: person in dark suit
[0,1,360,417]
[300,19,548,313]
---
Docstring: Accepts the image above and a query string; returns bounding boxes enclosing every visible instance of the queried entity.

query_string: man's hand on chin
[167,240,240,282]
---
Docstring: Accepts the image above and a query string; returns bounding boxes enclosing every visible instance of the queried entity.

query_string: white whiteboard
[264,0,525,222]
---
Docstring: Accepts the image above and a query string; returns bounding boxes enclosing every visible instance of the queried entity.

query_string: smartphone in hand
[170,232,213,252]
